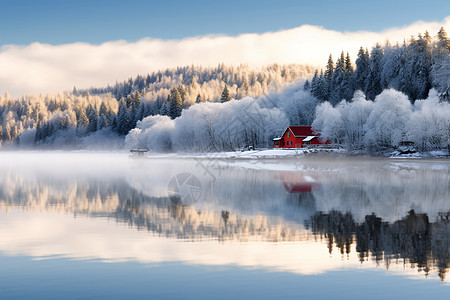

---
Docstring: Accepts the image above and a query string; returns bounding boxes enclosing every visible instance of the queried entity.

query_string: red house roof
[287,126,315,137]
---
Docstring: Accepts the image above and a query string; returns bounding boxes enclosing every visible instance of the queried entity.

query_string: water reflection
[0,153,449,282]
[311,210,450,281]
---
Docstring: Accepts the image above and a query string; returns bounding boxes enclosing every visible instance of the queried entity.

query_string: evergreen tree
[99,102,108,116]
[330,51,346,104]
[406,34,432,100]
[432,27,450,96]
[86,107,98,133]
[77,109,89,127]
[221,85,231,102]
[324,54,334,99]
[354,47,370,92]
[310,70,319,98]
[324,54,334,81]
[169,88,183,119]
[303,79,311,91]
[195,93,203,103]
[341,52,355,100]
[366,44,384,100]
[136,102,145,122]
[436,27,450,52]
[98,115,109,130]
[117,100,130,135]
[317,70,329,101]
[177,85,187,104]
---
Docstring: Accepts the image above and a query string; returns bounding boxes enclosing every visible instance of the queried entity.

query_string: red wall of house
[282,129,304,148]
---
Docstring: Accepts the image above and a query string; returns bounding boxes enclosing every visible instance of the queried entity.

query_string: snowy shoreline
[0,147,448,160]
[142,148,450,160]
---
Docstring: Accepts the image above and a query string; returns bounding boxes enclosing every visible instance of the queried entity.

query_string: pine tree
[354,47,370,92]
[341,52,355,100]
[324,54,334,99]
[317,70,329,101]
[221,85,231,102]
[406,34,432,100]
[195,93,203,103]
[366,44,384,100]
[117,100,130,135]
[77,109,89,127]
[86,107,98,133]
[177,85,186,104]
[324,54,334,81]
[437,27,450,52]
[431,27,450,96]
[98,115,109,130]
[303,79,311,91]
[330,51,346,104]
[310,70,319,97]
[99,102,108,116]
[169,88,182,119]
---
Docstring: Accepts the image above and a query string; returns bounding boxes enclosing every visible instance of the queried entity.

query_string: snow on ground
[173,148,343,159]
[136,147,448,161]
[389,149,449,159]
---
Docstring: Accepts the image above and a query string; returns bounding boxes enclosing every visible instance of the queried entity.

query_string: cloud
[1,17,449,97]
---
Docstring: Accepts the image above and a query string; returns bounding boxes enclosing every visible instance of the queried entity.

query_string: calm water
[0,152,449,299]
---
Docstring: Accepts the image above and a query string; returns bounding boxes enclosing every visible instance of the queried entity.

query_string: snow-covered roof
[302,136,315,142]
[273,137,282,141]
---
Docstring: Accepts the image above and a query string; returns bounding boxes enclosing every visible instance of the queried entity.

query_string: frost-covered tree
[431,27,450,98]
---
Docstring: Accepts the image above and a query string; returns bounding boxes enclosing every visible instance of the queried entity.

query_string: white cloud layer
[1,17,449,97]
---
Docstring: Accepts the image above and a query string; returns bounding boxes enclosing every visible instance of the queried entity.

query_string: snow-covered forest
[0,64,312,149]
[307,27,450,103]
[0,28,449,152]
[129,28,450,152]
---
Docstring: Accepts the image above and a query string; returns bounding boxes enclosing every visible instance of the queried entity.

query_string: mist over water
[0,152,449,298]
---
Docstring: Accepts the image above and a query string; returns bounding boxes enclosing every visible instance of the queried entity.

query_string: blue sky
[1,0,450,46]
[1,0,449,96]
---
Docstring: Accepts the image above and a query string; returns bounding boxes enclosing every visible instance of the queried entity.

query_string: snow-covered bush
[126,97,288,152]
[312,88,450,152]
[364,89,412,150]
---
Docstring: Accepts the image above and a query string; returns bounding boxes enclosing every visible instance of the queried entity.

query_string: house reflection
[276,171,320,193]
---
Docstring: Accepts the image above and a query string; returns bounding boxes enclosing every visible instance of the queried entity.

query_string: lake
[0,152,449,299]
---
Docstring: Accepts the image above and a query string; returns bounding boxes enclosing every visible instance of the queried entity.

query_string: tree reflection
[0,167,449,281]
[311,209,450,281]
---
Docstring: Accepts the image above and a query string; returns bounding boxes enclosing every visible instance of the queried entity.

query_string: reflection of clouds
[312,160,450,223]
[0,209,342,274]
[0,209,446,284]
[0,153,449,282]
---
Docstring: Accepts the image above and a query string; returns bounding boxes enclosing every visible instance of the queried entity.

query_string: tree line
[0,63,313,147]
[306,27,450,103]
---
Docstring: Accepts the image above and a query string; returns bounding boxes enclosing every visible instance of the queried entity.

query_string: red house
[273,126,329,148]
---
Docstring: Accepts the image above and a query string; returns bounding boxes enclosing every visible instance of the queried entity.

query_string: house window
[287,132,291,137]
